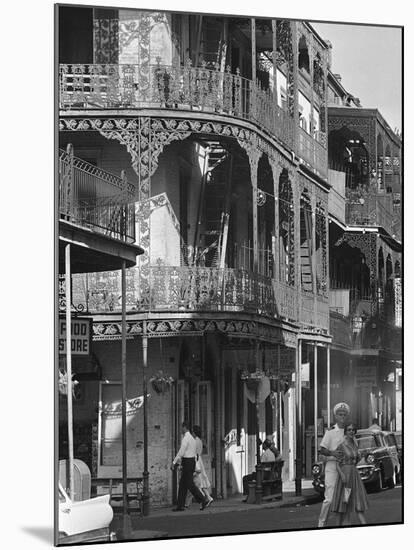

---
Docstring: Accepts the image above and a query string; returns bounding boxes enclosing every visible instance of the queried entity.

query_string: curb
[112,491,321,519]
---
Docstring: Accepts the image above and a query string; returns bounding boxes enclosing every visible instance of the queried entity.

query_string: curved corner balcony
[73,265,330,333]
[59,61,295,149]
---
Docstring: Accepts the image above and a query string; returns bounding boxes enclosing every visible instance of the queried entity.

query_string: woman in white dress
[186,425,213,509]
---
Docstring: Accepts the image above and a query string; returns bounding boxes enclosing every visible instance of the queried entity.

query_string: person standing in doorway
[171,421,209,512]
[317,402,350,528]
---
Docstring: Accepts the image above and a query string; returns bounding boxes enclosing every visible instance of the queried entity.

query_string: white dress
[195,437,211,490]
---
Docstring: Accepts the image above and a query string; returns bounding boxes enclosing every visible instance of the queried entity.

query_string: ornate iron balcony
[59,61,295,149]
[59,146,136,243]
[73,265,300,323]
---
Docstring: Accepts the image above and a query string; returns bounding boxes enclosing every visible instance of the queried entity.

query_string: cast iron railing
[345,188,398,238]
[72,264,330,331]
[73,266,298,322]
[59,61,299,148]
[59,145,136,243]
[298,127,328,179]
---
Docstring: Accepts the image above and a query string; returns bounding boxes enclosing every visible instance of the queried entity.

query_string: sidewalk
[144,479,319,519]
[112,478,320,538]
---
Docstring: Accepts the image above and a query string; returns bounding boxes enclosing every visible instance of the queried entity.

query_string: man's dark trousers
[177,457,206,509]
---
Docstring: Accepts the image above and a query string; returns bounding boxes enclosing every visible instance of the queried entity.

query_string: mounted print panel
[55,2,402,546]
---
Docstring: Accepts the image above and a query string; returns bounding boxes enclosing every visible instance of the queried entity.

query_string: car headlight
[366,453,375,464]
[312,464,321,475]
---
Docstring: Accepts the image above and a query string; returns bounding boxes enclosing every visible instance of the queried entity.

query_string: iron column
[65,243,74,501]
[142,320,149,515]
[295,338,302,496]
[120,260,131,537]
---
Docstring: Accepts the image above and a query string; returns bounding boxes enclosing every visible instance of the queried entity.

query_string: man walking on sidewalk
[171,421,210,512]
[317,402,350,528]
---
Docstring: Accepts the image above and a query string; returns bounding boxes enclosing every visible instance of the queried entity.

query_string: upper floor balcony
[59,61,297,150]
[59,145,136,244]
[345,188,396,238]
[58,144,141,274]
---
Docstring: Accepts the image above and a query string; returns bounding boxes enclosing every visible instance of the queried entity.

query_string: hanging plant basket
[149,370,174,394]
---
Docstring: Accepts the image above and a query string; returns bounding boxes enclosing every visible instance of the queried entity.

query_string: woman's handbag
[343,487,352,503]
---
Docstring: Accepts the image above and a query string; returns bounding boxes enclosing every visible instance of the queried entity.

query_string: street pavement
[110,482,402,540]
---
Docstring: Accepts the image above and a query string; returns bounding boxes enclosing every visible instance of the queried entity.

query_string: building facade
[326,69,402,431]
[57,6,401,508]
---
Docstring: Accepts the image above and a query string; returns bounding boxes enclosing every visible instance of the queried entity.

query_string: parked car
[312,429,400,496]
[58,483,115,544]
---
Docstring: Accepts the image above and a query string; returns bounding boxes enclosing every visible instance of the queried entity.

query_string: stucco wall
[88,338,181,506]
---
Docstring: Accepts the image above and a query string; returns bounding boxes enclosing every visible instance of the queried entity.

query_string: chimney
[334,73,342,83]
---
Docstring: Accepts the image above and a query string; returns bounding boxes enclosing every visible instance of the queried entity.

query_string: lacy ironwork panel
[93,18,119,64]
[315,200,328,296]
[276,20,295,118]
[278,170,295,286]
[92,317,298,348]
[312,52,325,99]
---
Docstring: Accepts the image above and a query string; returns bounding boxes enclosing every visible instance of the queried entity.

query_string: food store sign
[59,318,92,355]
